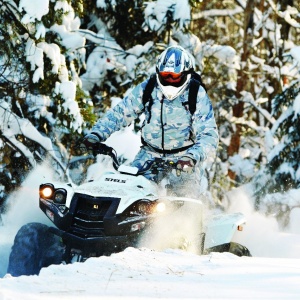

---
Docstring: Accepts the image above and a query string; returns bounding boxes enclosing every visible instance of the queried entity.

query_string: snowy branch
[193,7,243,20]
[265,0,300,28]
[240,91,275,125]
[0,102,66,172]
[1,0,35,39]
[234,0,246,9]
[75,29,116,43]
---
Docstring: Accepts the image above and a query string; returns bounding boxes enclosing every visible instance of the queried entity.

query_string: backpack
[142,71,207,122]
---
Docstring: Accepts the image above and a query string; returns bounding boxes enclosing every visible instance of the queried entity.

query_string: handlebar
[89,142,178,176]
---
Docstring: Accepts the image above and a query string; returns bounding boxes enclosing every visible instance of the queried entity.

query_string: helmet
[156,45,194,100]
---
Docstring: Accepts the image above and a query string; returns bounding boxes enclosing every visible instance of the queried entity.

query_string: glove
[176,156,195,175]
[78,133,101,153]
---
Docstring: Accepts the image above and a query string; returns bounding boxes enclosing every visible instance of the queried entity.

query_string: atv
[7,143,251,276]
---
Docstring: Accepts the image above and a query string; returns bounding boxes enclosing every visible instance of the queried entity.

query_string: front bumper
[40,193,149,253]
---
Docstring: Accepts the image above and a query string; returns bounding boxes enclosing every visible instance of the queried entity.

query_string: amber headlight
[40,184,55,199]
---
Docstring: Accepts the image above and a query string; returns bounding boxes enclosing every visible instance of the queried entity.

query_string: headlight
[155,202,166,213]
[40,184,55,199]
[39,184,67,205]
[128,200,167,216]
[54,189,67,205]
[136,200,152,214]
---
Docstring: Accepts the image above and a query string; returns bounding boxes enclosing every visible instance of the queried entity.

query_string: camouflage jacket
[91,78,219,162]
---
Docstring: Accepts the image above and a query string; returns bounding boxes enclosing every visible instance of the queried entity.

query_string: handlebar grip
[93,142,113,155]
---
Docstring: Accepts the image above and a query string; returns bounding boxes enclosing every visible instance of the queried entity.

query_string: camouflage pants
[131,146,206,198]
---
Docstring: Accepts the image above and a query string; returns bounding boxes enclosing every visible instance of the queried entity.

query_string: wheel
[204,242,251,257]
[7,222,65,276]
[228,242,252,257]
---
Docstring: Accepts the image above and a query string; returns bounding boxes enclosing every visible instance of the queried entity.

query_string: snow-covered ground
[1,131,300,299]
[1,247,300,300]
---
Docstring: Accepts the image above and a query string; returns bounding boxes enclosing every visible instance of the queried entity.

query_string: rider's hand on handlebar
[78,133,101,153]
[176,156,195,175]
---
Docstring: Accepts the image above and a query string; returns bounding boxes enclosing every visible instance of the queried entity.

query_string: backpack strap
[187,71,207,115]
[191,71,207,93]
[142,74,156,123]
[188,77,200,116]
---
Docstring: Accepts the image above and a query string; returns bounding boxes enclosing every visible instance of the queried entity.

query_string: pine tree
[0,0,94,206]
[254,81,300,197]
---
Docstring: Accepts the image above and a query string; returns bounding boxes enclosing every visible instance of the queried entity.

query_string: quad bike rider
[80,45,219,198]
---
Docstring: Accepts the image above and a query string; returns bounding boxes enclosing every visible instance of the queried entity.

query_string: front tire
[7,222,65,276]
[205,242,252,257]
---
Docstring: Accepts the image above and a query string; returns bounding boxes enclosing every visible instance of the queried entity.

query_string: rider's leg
[167,163,208,198]
[131,147,158,181]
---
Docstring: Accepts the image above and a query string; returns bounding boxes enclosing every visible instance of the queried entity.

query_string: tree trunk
[227,0,255,180]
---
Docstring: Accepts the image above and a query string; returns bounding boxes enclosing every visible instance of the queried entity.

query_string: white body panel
[204,213,246,249]
[58,170,158,214]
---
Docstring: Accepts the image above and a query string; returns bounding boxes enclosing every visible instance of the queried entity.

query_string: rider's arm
[91,80,148,141]
[186,86,219,162]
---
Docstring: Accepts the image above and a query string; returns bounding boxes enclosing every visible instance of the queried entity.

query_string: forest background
[1,0,300,229]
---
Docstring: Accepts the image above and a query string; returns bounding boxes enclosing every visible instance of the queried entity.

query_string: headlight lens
[155,202,166,213]
[136,200,152,214]
[129,200,167,216]
[40,184,54,199]
[54,189,67,205]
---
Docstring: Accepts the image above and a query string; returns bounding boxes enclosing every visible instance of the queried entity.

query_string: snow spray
[226,185,300,258]
[0,163,55,277]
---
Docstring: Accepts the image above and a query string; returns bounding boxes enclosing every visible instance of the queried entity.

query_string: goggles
[159,71,183,80]
[159,71,185,83]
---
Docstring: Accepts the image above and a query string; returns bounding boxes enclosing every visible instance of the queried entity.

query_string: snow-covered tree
[253,46,300,198]
[191,1,300,195]
[0,0,94,204]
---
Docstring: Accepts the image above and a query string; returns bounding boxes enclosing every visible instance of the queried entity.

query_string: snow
[290,46,300,64]
[25,39,44,70]
[143,0,190,31]
[172,0,191,28]
[18,0,86,133]
[0,102,58,167]
[26,93,53,121]
[36,42,61,74]
[19,0,49,24]
[207,45,237,65]
[1,248,300,300]
[96,0,116,9]
[0,149,300,297]
[278,6,300,28]
[228,154,255,178]
[50,24,85,50]
[293,94,300,116]
[193,6,243,19]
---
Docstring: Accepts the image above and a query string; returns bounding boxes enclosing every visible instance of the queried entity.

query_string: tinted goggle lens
[159,72,182,79]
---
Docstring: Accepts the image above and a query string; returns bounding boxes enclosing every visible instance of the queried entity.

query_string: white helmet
[156,45,194,100]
